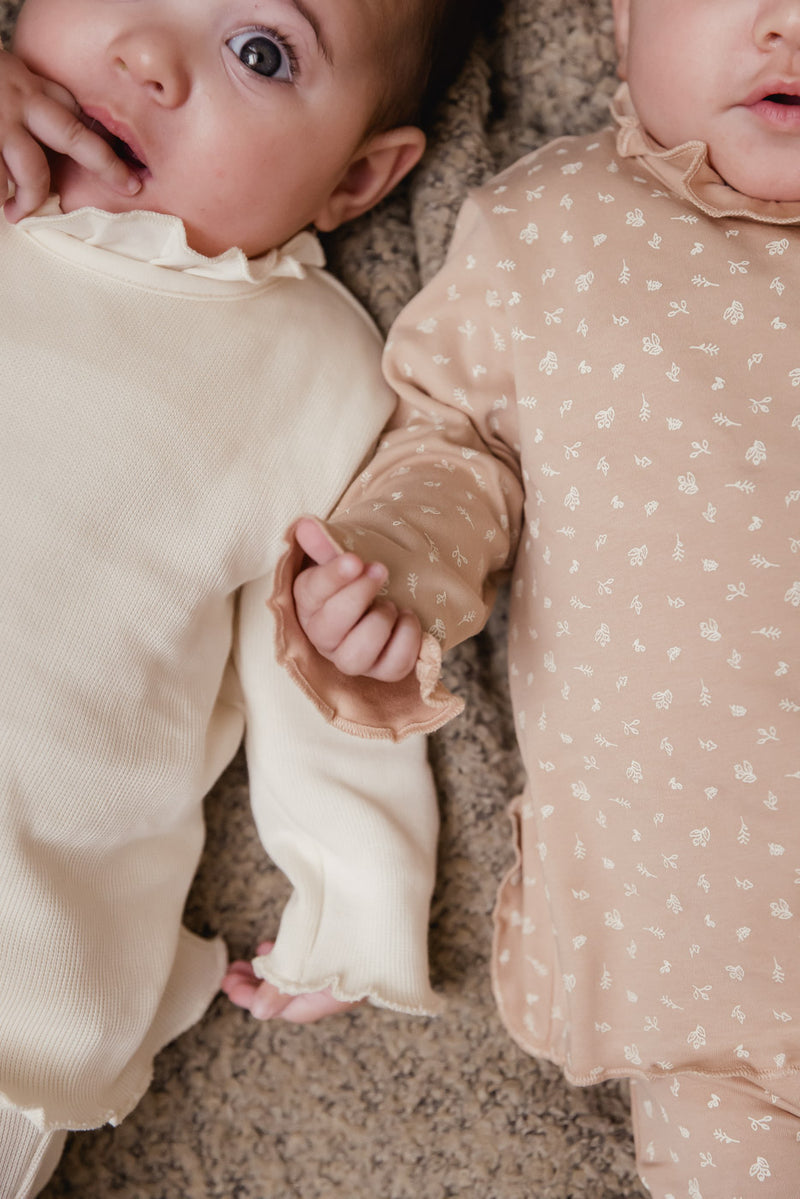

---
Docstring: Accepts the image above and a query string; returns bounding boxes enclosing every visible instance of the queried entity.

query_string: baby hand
[292,517,422,680]
[221,942,360,1024]
[0,48,141,221]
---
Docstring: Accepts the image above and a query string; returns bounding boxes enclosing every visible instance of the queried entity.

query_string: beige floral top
[273,86,800,1085]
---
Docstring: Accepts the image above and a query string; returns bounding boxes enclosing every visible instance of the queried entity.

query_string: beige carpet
[2,0,647,1193]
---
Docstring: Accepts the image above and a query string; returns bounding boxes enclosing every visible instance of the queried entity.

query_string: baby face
[13,0,390,256]
[613,0,800,201]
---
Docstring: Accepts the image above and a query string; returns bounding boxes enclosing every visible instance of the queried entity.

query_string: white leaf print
[770,899,793,920]
[734,760,757,782]
[723,300,745,325]
[595,406,615,429]
[687,1025,707,1049]
[626,760,643,784]
[700,618,722,641]
[642,333,664,355]
[749,1158,771,1182]
[692,274,719,288]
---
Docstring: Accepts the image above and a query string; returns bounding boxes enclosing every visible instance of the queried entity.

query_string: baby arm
[228,577,443,1023]
[0,46,141,220]
[270,194,527,738]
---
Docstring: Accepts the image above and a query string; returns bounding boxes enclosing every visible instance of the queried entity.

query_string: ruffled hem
[252,955,445,1019]
[611,83,800,225]
[18,198,325,282]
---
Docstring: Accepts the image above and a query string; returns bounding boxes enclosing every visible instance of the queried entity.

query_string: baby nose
[112,31,190,105]
[755,1,800,50]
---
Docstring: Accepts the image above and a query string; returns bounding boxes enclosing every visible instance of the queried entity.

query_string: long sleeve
[237,576,442,1015]
[271,196,527,740]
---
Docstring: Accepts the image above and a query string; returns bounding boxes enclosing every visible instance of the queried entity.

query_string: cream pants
[0,1109,66,1199]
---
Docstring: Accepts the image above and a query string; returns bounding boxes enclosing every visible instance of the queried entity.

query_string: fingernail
[366,562,387,582]
[124,175,142,194]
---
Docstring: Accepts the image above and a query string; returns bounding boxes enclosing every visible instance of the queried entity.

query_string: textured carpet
[2,0,647,1193]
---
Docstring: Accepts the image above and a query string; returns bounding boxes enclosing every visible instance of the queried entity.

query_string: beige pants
[631,1073,800,1198]
[0,1109,66,1199]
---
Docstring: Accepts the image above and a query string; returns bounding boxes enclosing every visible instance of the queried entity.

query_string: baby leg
[0,1109,67,1199]
[630,1072,800,1198]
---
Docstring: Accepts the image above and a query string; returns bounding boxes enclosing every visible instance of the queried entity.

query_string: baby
[0,0,480,1194]
[277,1,800,1195]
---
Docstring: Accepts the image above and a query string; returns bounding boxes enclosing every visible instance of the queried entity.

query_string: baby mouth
[79,112,149,174]
[764,93,800,105]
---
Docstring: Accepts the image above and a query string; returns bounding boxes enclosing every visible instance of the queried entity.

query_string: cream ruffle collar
[611,82,800,225]
[18,197,325,284]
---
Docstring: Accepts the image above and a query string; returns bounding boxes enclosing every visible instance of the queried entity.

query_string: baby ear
[313,126,426,232]
[611,0,631,78]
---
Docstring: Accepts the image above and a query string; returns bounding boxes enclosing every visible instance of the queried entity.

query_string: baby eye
[227,30,295,81]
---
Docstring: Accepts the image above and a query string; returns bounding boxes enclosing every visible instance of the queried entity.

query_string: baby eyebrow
[290,0,333,65]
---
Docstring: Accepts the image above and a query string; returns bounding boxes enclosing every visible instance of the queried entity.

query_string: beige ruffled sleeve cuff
[269,518,463,743]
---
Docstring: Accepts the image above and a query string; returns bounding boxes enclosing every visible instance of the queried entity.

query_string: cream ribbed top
[0,202,440,1131]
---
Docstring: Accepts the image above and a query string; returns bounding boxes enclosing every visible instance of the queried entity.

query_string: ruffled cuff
[252,929,444,1018]
[268,518,463,743]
